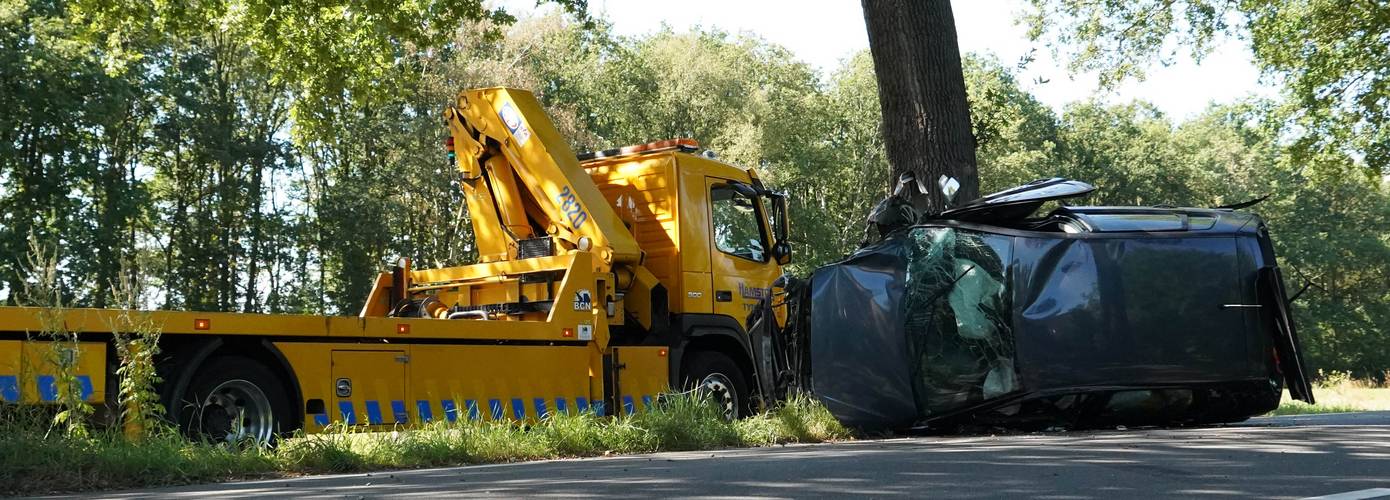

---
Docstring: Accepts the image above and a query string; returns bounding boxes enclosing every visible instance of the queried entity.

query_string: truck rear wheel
[179,356,291,444]
[681,351,748,420]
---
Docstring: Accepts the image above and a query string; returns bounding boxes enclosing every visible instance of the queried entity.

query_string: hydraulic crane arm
[445,88,642,266]
[442,88,667,331]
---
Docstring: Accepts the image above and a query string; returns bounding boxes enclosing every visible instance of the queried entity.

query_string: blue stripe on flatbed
[339,401,357,425]
[365,400,384,425]
[0,376,17,402]
[37,375,56,401]
[416,400,433,422]
[441,399,458,422]
[77,376,93,400]
[34,375,94,401]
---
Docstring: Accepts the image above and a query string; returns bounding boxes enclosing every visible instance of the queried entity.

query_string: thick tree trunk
[861,0,979,213]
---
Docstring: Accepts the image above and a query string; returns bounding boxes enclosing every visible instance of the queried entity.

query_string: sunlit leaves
[1025,0,1390,173]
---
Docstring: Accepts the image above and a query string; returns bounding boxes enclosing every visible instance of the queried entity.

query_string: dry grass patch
[1270,371,1390,416]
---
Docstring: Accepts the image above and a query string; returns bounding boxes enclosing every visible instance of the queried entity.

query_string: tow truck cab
[579,141,791,413]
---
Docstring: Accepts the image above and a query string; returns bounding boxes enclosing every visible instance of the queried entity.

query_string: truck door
[331,350,409,428]
[705,178,779,329]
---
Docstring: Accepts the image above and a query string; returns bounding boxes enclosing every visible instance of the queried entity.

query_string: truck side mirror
[769,193,791,265]
[773,241,792,265]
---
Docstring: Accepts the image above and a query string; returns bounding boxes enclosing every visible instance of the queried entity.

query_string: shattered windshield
[902,228,1018,418]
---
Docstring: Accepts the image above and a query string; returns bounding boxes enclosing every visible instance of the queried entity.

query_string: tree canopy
[1024,0,1390,172]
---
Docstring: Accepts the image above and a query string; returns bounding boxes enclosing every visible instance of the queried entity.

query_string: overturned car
[755,178,1314,431]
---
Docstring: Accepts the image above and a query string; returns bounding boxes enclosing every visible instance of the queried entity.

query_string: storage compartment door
[331,350,408,427]
[611,346,670,415]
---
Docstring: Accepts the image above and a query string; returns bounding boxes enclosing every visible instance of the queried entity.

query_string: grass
[1268,371,1390,416]
[0,392,850,496]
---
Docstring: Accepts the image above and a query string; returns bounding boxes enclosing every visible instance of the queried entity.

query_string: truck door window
[711,184,768,262]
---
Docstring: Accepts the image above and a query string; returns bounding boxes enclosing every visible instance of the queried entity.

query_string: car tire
[681,351,749,420]
[177,355,292,444]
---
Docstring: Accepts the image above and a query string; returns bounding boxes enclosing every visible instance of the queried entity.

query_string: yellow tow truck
[0,88,792,441]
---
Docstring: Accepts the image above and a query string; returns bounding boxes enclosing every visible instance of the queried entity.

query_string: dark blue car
[762,178,1315,431]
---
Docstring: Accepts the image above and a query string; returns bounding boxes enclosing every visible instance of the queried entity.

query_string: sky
[503,0,1281,121]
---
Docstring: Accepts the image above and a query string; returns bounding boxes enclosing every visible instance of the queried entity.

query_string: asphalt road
[53,412,1390,499]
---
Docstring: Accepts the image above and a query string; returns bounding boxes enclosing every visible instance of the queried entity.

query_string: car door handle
[715,290,733,302]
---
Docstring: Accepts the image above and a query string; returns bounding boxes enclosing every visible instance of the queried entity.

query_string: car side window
[711,184,767,262]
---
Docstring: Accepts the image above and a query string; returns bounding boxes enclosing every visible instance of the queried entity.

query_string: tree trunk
[245,154,265,313]
[861,0,979,212]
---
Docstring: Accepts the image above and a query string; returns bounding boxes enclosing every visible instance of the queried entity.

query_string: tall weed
[108,266,165,442]
[19,236,92,438]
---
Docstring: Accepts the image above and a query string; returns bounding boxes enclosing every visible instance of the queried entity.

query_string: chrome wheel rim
[699,373,738,420]
[201,379,274,444]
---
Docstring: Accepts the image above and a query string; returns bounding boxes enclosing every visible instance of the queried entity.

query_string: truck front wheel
[681,351,748,420]
[178,356,291,444]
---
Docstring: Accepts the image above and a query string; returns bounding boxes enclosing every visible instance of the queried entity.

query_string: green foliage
[110,311,164,441]
[0,427,279,495]
[965,56,1061,192]
[16,237,93,437]
[0,0,582,314]
[44,339,92,439]
[1268,400,1365,416]
[1024,0,1390,172]
[0,0,147,307]
[623,393,742,451]
[735,392,851,446]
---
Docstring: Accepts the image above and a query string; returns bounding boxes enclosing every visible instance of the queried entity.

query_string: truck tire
[681,351,749,420]
[178,355,292,444]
